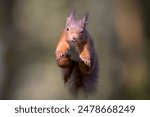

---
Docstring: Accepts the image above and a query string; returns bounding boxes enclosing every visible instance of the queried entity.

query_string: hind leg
[78,60,91,73]
[56,53,72,68]
[62,66,73,84]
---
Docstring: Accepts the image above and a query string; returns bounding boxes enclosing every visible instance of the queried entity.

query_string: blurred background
[0,0,149,99]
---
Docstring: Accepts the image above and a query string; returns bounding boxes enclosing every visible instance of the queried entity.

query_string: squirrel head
[65,10,88,44]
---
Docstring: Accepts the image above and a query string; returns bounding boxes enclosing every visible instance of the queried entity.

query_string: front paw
[79,55,91,67]
[56,51,67,60]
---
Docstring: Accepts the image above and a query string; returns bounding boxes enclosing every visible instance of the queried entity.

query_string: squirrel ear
[66,10,76,25]
[84,11,89,25]
[80,11,89,27]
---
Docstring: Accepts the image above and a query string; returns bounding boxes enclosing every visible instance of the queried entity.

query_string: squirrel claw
[84,59,91,67]
[56,51,67,60]
[80,55,91,67]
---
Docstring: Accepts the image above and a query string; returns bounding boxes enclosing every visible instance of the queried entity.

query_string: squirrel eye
[66,27,70,31]
[80,30,84,33]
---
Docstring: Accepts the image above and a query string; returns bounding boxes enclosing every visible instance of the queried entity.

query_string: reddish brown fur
[55,11,99,95]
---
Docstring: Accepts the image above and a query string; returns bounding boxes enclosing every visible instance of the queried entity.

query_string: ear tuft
[71,10,76,18]
[79,11,89,27]
[66,10,76,25]
[84,11,89,25]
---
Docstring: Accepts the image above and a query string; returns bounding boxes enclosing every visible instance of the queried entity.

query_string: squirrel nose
[71,37,77,42]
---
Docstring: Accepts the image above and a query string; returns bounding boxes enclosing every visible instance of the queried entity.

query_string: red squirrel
[55,11,99,95]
